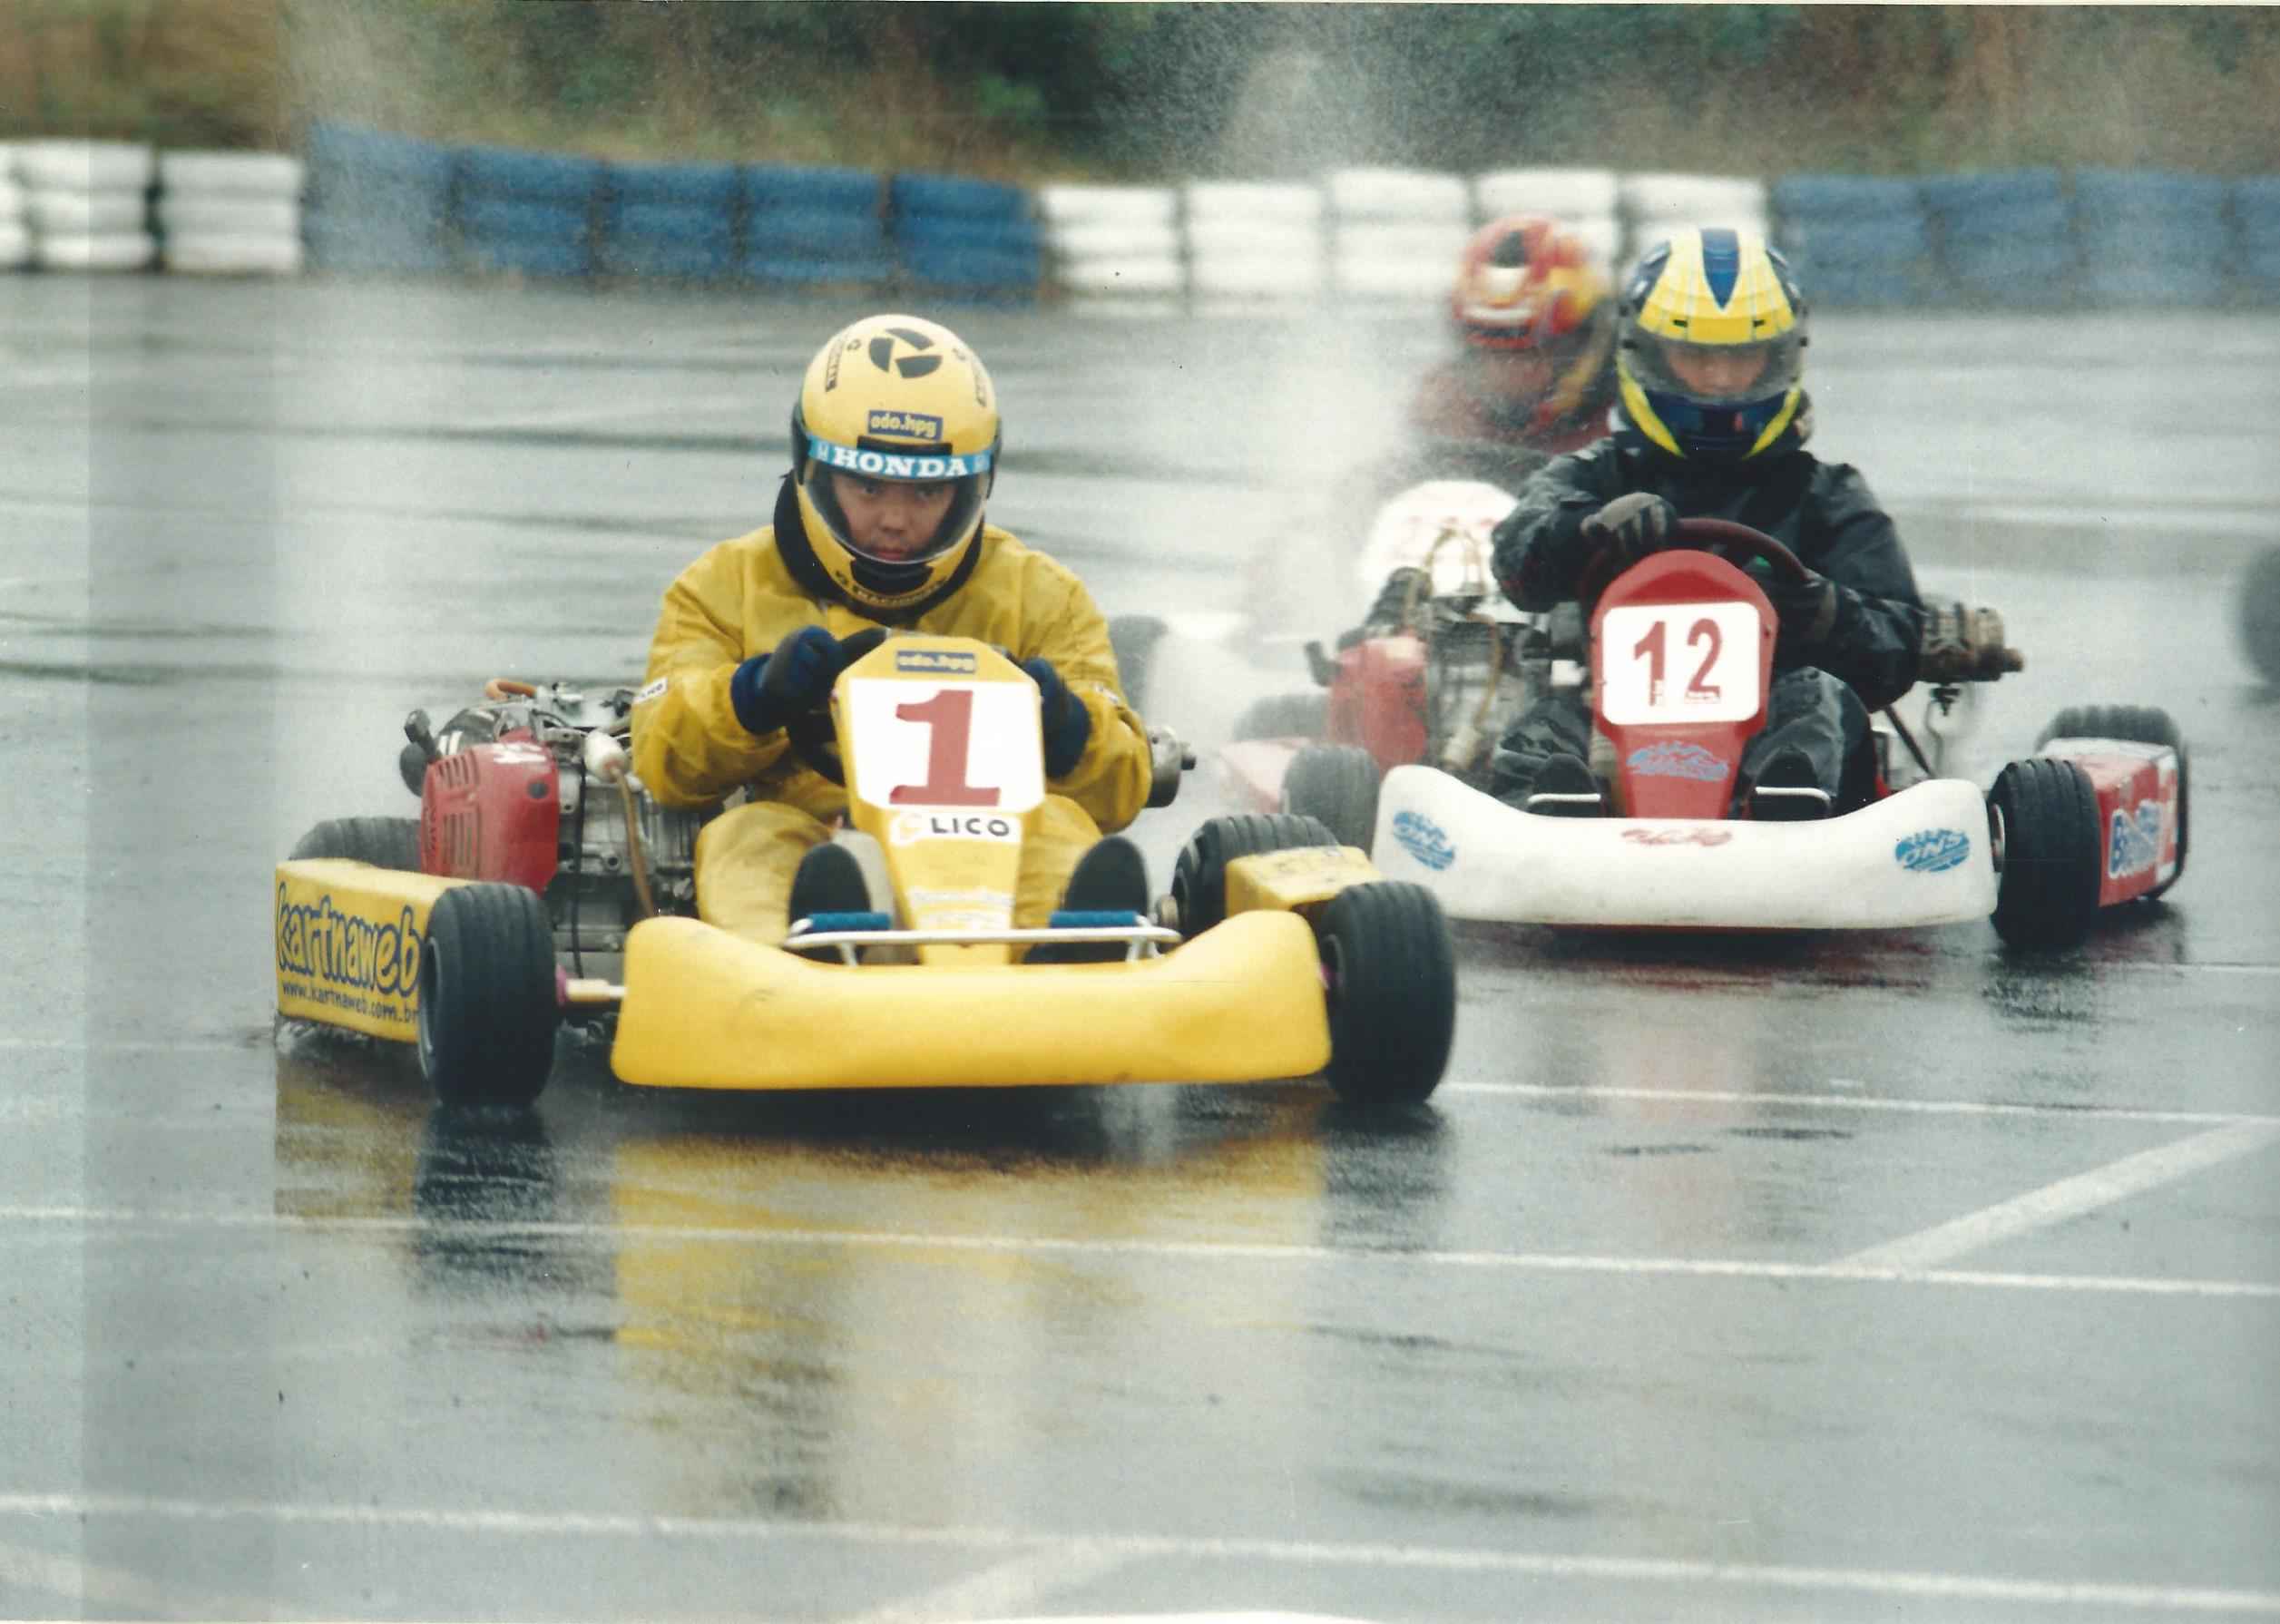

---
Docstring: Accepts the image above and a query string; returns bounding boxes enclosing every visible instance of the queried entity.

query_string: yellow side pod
[612,911,1331,1091]
[274,859,466,1043]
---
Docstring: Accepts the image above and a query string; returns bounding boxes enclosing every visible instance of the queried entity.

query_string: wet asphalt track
[2,275,2276,1621]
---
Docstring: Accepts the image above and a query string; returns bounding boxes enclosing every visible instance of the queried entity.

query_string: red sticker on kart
[1599,602,1762,726]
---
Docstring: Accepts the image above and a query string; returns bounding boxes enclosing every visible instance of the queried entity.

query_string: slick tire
[1170,812,1337,937]
[2035,703,2188,898]
[289,816,421,871]
[1990,757,2103,949]
[1318,881,1454,1106]
[1232,690,1328,742]
[417,884,560,1109]
[1282,744,1381,855]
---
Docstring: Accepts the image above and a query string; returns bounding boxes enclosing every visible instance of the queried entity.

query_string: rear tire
[1319,882,1454,1106]
[2034,704,2188,897]
[1990,758,2102,949]
[1231,690,1327,742]
[1170,812,1336,936]
[1282,744,1381,854]
[289,816,421,870]
[417,884,560,1107]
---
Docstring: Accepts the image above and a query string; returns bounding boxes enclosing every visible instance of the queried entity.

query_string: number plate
[1599,602,1761,725]
[845,679,1045,815]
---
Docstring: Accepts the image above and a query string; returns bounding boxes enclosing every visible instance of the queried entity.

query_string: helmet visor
[803,433,992,567]
[1629,333,1802,406]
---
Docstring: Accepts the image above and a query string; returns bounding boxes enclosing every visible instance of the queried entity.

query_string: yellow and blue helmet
[789,313,1001,614]
[1616,227,1808,465]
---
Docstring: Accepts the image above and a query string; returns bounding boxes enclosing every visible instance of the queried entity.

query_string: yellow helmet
[1616,227,1808,465]
[789,313,1001,614]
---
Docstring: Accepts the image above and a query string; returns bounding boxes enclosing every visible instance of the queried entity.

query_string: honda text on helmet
[1450,213,1617,438]
[790,313,1002,615]
[1616,226,1808,465]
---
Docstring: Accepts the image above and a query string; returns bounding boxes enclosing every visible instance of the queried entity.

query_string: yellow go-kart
[273,635,1455,1110]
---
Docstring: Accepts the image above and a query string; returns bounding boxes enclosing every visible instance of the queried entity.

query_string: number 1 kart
[1360,519,2186,949]
[275,635,1456,1110]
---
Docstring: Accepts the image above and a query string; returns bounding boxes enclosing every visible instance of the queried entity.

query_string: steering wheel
[1576,514,1812,607]
[788,708,846,786]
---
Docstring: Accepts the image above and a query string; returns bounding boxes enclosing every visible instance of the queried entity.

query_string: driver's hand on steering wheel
[1580,493,1680,571]
[730,624,887,737]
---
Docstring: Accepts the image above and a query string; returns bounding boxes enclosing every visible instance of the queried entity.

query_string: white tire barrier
[1035,183,1176,226]
[1333,220,1473,299]
[156,150,305,199]
[154,148,307,276]
[156,195,301,238]
[28,190,148,233]
[35,233,157,272]
[1620,171,1769,224]
[18,139,153,273]
[15,140,154,192]
[1474,167,1620,221]
[1327,166,1470,222]
[1049,218,1180,262]
[163,235,305,277]
[1185,182,1327,298]
[0,222,29,270]
[1184,180,1325,224]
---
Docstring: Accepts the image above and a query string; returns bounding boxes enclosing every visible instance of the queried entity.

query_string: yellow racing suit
[631,516,1151,944]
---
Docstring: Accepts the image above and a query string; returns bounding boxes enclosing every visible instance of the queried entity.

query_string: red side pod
[419,739,560,895]
[1592,552,1776,819]
[1327,634,1429,774]
[2054,743,2180,907]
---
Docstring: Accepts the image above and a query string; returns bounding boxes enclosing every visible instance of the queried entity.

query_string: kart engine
[403,683,710,972]
[1419,597,1577,784]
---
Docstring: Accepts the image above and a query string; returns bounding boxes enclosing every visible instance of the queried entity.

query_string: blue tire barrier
[892,214,1044,254]
[304,213,455,276]
[2072,168,2227,228]
[1770,173,1923,222]
[456,144,605,206]
[2235,178,2280,230]
[462,231,592,279]
[744,253,895,287]
[744,164,879,215]
[1943,234,2077,303]
[1798,262,1934,308]
[1782,212,1932,263]
[1938,194,2072,249]
[609,161,741,212]
[603,232,739,281]
[607,200,735,244]
[761,209,893,260]
[902,240,1042,295]
[2240,242,2280,298]
[307,122,455,191]
[1919,167,2065,219]
[460,193,589,245]
[890,172,1031,224]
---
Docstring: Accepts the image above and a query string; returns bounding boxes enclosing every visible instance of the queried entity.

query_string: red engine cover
[419,736,561,895]
[1326,634,1429,774]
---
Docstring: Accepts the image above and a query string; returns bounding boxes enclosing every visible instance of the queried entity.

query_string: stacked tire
[158,151,305,276]
[745,165,890,289]
[1922,169,2074,307]
[0,146,26,271]
[601,161,739,283]
[457,144,601,280]
[892,173,1042,301]
[1327,166,1472,302]
[2071,169,2228,308]
[1618,172,1768,271]
[303,123,455,276]
[1039,183,1182,301]
[1771,175,1933,307]
[1473,168,1621,269]
[18,140,154,272]
[2237,178,2280,305]
[1185,181,1326,305]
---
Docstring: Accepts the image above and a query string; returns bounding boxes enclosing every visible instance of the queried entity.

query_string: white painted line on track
[3,1206,2273,1300]
[0,1494,2273,1614]
[1841,1120,2280,1272]
[1444,1081,2280,1128]
[849,1545,1137,1624]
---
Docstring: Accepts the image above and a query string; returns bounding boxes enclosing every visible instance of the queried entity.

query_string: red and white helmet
[1447,214,1618,435]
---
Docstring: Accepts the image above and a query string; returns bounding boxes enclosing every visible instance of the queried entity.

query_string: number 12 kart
[275,636,1456,1110]
[1365,519,2186,949]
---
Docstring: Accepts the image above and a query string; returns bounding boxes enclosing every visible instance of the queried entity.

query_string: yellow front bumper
[611,910,1331,1091]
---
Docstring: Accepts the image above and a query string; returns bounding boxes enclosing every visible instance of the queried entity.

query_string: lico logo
[890,810,1020,846]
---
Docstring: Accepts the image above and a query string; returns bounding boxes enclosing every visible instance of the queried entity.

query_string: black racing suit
[1488,432,1926,810]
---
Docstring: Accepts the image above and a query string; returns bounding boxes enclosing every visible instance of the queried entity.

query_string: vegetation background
[7,1,2278,181]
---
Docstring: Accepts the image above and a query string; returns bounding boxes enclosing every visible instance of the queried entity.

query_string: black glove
[1579,493,1679,572]
[729,625,886,737]
[1762,570,1839,646]
[1022,656,1093,778]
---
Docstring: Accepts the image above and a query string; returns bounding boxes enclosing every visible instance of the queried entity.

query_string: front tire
[1169,812,1336,936]
[1318,882,1454,1106]
[2035,704,2188,898]
[417,884,560,1107]
[1990,758,2102,949]
[1282,744,1381,854]
[289,816,421,870]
